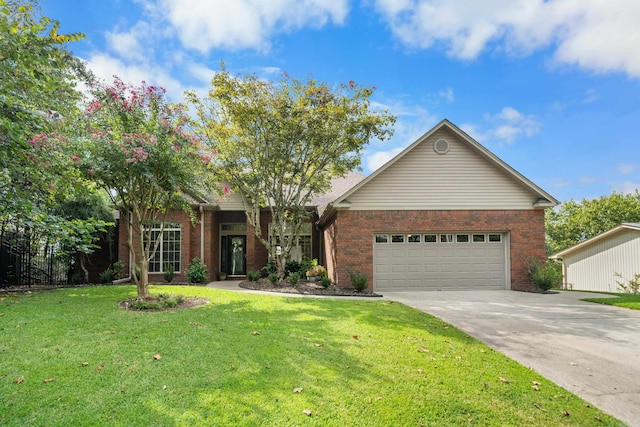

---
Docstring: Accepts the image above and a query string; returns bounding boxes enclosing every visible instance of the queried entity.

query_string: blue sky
[42,0,640,203]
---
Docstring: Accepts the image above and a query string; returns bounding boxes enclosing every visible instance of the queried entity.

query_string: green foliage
[526,258,561,291]
[247,270,261,281]
[614,272,640,295]
[187,64,396,279]
[261,261,277,277]
[285,260,303,276]
[320,276,332,289]
[99,261,125,283]
[0,1,109,255]
[267,273,279,284]
[287,272,301,285]
[546,191,640,254]
[72,77,216,298]
[129,293,185,310]
[163,263,175,283]
[187,257,207,284]
[349,270,368,292]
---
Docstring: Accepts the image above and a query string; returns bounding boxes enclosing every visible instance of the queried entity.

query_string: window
[270,223,312,262]
[424,234,437,243]
[472,234,485,243]
[489,234,502,242]
[407,234,421,243]
[391,234,405,243]
[440,234,454,243]
[145,223,181,273]
[456,234,469,243]
[375,234,389,243]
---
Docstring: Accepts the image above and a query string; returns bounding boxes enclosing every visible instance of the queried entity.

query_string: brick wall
[324,209,546,292]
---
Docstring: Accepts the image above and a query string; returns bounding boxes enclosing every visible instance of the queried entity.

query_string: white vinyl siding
[373,232,507,291]
[563,229,640,293]
[216,192,245,210]
[346,128,539,210]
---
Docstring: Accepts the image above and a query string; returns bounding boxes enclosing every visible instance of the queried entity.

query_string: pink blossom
[71,156,81,162]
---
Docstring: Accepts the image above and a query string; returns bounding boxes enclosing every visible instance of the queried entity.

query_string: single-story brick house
[117,119,558,292]
[550,223,640,292]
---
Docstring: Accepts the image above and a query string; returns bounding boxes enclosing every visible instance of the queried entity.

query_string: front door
[221,235,246,276]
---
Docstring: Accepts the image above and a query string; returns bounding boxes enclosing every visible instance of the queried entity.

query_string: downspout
[200,205,205,260]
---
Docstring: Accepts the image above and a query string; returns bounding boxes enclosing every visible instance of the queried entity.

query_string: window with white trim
[270,223,312,262]
[145,223,181,273]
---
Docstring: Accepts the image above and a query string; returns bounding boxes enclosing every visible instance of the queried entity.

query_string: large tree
[74,77,215,299]
[546,191,640,254]
[188,67,395,279]
[0,0,110,268]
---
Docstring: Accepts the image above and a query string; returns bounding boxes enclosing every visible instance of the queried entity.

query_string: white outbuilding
[550,223,640,292]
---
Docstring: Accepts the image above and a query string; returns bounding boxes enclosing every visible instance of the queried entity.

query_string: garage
[373,232,507,291]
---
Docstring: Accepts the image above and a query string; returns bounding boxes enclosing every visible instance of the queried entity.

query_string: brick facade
[321,209,546,292]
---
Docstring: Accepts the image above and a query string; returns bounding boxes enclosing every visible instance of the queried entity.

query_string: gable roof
[550,223,640,260]
[319,119,558,223]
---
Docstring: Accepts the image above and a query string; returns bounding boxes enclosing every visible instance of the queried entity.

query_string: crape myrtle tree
[187,66,395,279]
[74,77,215,299]
[0,0,110,264]
[546,191,640,254]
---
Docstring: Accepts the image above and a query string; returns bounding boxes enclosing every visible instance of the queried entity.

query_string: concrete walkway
[383,290,640,427]
[207,282,639,426]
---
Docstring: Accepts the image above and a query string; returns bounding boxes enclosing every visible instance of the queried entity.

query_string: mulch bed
[239,278,382,297]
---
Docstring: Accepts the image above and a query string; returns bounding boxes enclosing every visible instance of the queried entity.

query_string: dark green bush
[285,260,303,276]
[320,276,332,289]
[526,258,561,291]
[163,263,175,283]
[349,270,368,292]
[187,257,207,284]
[287,272,301,285]
[247,270,261,281]
[268,273,279,284]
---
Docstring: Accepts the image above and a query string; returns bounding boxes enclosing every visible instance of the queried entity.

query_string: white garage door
[373,232,507,291]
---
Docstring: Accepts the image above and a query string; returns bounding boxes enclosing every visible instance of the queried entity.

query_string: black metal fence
[0,231,72,288]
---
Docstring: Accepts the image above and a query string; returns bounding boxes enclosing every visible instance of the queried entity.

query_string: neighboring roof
[319,119,559,224]
[312,171,367,216]
[550,223,640,259]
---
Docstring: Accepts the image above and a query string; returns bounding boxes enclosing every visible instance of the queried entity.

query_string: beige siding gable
[216,191,245,211]
[346,126,542,210]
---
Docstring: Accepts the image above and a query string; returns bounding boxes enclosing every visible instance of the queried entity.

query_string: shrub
[261,261,277,277]
[99,261,127,283]
[129,293,184,310]
[287,272,301,285]
[349,270,368,292]
[163,263,175,283]
[306,264,327,278]
[247,270,261,281]
[285,260,303,276]
[320,276,332,289]
[187,257,207,284]
[268,273,279,284]
[526,258,561,291]
[614,272,640,294]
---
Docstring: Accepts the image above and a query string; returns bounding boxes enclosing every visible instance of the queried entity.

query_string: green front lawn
[0,286,622,426]
[582,293,640,310]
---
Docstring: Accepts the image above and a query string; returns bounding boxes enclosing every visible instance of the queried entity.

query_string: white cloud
[364,96,438,173]
[85,53,188,102]
[366,147,404,171]
[614,181,640,194]
[374,0,640,78]
[149,0,349,53]
[617,163,637,175]
[484,107,541,144]
[579,176,598,184]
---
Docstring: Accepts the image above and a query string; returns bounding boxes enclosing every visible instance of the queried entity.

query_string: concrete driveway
[383,290,640,427]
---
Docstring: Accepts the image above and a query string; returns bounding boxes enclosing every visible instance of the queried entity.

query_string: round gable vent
[433,138,450,154]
